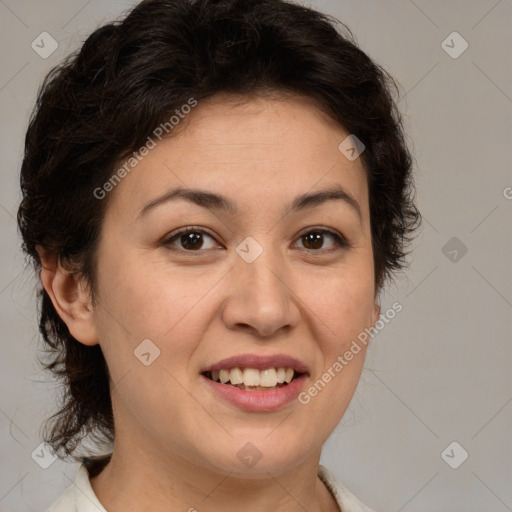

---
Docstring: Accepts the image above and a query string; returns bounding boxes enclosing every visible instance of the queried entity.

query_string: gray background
[1,1,511,510]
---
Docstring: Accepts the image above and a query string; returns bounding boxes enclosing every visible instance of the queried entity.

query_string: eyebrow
[137,184,362,223]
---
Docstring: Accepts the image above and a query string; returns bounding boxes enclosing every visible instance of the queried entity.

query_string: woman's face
[89,93,380,476]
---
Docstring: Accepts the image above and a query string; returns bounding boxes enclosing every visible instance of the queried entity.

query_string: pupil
[304,233,322,250]
[182,232,202,250]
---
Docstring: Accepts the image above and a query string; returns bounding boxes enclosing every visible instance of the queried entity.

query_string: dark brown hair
[17,0,421,475]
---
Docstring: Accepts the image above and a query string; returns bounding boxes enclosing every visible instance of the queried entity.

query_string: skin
[39,92,380,512]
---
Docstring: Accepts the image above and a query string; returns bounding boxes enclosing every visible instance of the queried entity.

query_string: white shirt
[47,463,375,512]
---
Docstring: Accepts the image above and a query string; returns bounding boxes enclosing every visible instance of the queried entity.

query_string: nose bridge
[241,237,284,296]
[222,234,300,337]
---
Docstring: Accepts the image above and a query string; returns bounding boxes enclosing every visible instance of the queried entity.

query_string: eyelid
[294,226,350,250]
[163,225,350,253]
[163,226,221,250]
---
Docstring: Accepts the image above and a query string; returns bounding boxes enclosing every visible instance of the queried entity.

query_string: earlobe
[36,245,99,346]
[370,302,381,328]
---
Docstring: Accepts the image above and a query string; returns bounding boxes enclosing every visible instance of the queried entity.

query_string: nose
[220,242,301,338]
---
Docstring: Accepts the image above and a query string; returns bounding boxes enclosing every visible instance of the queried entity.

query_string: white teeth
[259,368,278,387]
[229,367,243,385]
[243,368,260,386]
[208,367,297,387]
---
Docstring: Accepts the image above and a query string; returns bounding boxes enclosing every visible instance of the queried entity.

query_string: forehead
[106,93,369,221]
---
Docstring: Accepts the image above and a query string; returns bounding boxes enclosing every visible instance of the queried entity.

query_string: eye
[163,227,221,252]
[293,228,349,252]
[163,226,349,253]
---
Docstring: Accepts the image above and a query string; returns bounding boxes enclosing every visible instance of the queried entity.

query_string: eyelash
[162,226,350,254]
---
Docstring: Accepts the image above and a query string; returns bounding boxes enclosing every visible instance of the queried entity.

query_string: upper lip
[202,353,309,374]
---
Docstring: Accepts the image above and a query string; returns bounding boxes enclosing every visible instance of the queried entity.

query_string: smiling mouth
[203,367,303,391]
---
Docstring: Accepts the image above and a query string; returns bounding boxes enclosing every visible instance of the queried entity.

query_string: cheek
[298,263,375,341]
[93,250,222,369]
[295,270,374,425]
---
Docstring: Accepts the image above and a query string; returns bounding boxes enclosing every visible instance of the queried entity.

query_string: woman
[18,0,421,510]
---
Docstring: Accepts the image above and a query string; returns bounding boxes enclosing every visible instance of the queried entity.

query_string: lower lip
[201,374,308,412]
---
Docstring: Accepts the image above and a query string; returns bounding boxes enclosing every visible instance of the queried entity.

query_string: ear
[36,245,99,346]
[370,302,381,329]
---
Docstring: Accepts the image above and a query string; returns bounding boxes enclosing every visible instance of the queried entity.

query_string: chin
[195,431,317,478]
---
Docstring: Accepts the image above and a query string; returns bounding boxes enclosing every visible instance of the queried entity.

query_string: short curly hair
[17,0,421,474]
